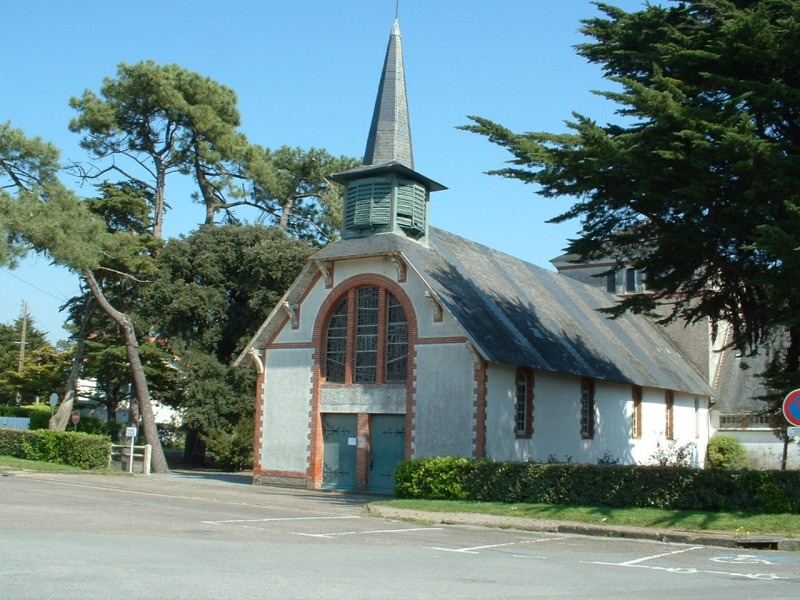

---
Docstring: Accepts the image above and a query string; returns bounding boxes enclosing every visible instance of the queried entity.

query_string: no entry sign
[782,389,800,427]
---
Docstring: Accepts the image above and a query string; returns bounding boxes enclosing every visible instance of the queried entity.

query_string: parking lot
[1,470,798,599]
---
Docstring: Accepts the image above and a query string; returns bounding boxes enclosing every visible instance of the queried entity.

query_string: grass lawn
[0,455,82,472]
[379,498,800,537]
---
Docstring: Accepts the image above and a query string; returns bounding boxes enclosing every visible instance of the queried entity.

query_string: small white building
[235,20,713,491]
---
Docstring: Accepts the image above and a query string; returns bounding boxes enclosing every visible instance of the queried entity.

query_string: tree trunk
[49,297,95,431]
[152,158,166,240]
[83,269,169,473]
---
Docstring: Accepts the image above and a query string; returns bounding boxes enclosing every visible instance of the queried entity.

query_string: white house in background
[550,254,800,469]
[76,378,180,429]
[234,19,714,492]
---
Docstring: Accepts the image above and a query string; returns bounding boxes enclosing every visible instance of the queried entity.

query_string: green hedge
[0,428,111,469]
[394,457,800,514]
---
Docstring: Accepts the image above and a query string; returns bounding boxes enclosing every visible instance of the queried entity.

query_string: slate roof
[240,228,713,397]
[363,20,414,168]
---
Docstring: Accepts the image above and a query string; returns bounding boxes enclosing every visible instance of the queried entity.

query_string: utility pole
[15,301,28,406]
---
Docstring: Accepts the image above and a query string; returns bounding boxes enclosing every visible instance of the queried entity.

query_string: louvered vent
[396,178,427,237]
[345,180,392,230]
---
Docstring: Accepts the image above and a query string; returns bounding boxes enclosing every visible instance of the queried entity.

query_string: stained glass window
[324,286,408,385]
[325,297,348,382]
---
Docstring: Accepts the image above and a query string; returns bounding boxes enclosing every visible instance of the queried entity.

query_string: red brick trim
[357,413,369,490]
[253,469,308,484]
[252,351,266,479]
[266,341,315,350]
[472,357,488,458]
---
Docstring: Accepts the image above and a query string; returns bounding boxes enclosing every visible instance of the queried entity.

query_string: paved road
[1,470,798,600]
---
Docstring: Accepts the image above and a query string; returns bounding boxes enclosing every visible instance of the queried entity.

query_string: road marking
[296,527,441,539]
[711,554,777,565]
[586,546,789,581]
[587,561,788,581]
[202,516,360,525]
[619,546,703,566]
[429,536,563,554]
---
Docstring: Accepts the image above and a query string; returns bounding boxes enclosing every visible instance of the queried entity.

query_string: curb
[365,504,800,551]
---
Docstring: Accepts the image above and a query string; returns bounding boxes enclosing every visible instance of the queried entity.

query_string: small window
[606,271,617,293]
[665,390,674,440]
[631,386,642,439]
[514,367,534,438]
[625,268,637,293]
[580,377,595,439]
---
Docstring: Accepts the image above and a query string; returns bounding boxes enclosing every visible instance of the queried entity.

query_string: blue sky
[2,0,651,342]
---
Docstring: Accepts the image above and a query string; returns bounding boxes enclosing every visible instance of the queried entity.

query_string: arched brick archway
[307,273,419,489]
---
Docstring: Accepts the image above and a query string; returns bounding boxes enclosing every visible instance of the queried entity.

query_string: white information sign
[126,427,138,438]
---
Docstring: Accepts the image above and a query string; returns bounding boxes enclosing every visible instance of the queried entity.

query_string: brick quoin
[357,413,370,489]
[252,351,266,484]
[472,357,488,459]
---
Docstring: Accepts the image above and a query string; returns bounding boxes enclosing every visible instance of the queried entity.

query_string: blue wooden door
[322,413,357,490]
[369,414,406,493]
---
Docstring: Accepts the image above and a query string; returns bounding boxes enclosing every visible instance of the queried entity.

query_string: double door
[321,413,405,492]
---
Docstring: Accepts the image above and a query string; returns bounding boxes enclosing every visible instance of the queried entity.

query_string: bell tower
[333,19,445,244]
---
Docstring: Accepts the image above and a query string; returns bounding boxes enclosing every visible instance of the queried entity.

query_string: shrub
[394,456,471,499]
[707,435,750,470]
[0,428,110,469]
[393,457,800,513]
[203,418,254,471]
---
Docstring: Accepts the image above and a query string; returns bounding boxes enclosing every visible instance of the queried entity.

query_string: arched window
[324,286,408,384]
[580,377,595,439]
[514,367,534,438]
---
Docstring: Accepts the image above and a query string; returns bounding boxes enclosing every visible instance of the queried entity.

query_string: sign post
[126,426,138,473]
[782,389,800,427]
[70,410,80,432]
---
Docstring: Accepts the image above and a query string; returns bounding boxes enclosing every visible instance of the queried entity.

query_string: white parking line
[586,546,789,581]
[619,546,703,566]
[429,536,564,554]
[296,527,442,539]
[202,516,360,525]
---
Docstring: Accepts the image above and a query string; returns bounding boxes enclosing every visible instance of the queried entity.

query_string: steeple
[333,18,445,244]
[364,20,413,169]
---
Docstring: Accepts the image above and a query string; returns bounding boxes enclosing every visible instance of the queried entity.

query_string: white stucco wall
[485,366,709,466]
[412,343,476,457]
[259,347,314,474]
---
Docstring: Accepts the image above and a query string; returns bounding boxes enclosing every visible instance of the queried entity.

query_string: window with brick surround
[665,389,674,440]
[324,285,408,384]
[514,367,534,438]
[631,385,642,439]
[580,377,595,439]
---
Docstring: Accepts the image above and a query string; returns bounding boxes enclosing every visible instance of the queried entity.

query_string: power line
[0,268,70,302]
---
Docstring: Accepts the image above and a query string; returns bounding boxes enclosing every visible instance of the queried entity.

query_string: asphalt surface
[4,465,798,551]
[3,467,799,600]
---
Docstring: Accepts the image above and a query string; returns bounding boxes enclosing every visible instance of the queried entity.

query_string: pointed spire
[363,19,414,169]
